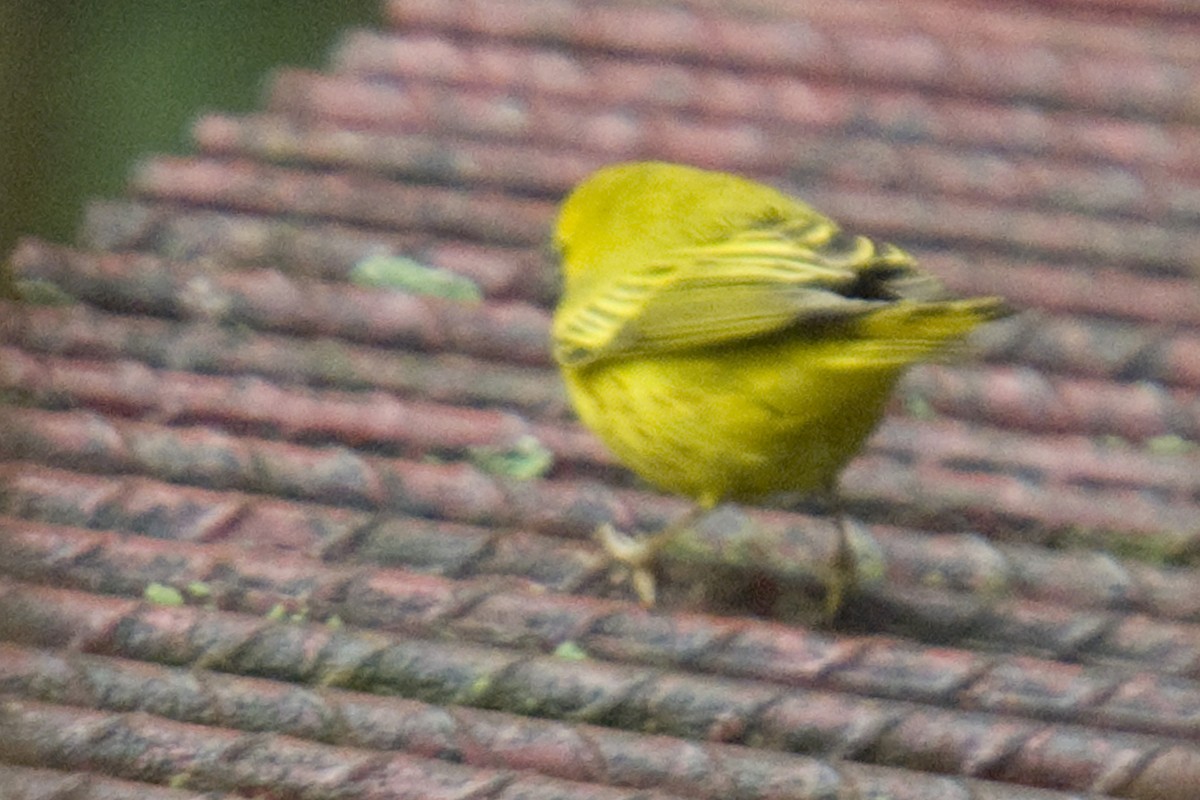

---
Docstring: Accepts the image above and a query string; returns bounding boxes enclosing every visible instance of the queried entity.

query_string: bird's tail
[827,296,1012,368]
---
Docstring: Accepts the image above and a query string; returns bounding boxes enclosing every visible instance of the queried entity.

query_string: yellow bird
[552,161,1009,608]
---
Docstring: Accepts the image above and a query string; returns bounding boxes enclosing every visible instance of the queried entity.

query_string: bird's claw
[596,523,666,607]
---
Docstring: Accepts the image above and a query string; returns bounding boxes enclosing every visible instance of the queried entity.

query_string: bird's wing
[553,216,926,367]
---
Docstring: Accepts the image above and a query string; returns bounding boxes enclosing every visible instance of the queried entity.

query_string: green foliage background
[0,1,379,289]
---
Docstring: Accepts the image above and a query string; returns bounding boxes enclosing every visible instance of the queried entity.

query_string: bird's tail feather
[824,297,1012,368]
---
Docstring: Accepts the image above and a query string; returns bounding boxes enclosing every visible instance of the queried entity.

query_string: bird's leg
[596,505,706,607]
[822,488,858,621]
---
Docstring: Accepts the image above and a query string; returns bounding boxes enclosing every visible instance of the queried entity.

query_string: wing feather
[553,215,922,367]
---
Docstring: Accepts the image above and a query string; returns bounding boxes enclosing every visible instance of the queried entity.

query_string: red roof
[2,1,1199,798]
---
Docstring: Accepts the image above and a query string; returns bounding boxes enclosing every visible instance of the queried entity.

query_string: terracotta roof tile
[4,0,1200,797]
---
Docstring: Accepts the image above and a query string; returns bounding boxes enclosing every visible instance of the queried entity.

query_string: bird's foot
[596,523,671,607]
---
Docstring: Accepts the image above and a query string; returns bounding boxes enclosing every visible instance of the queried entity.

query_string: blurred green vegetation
[0,0,379,283]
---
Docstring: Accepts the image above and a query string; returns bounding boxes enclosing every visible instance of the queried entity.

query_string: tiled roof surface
[2,1,1199,798]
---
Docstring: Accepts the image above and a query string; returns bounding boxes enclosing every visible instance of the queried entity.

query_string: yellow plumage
[552,161,1009,605]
